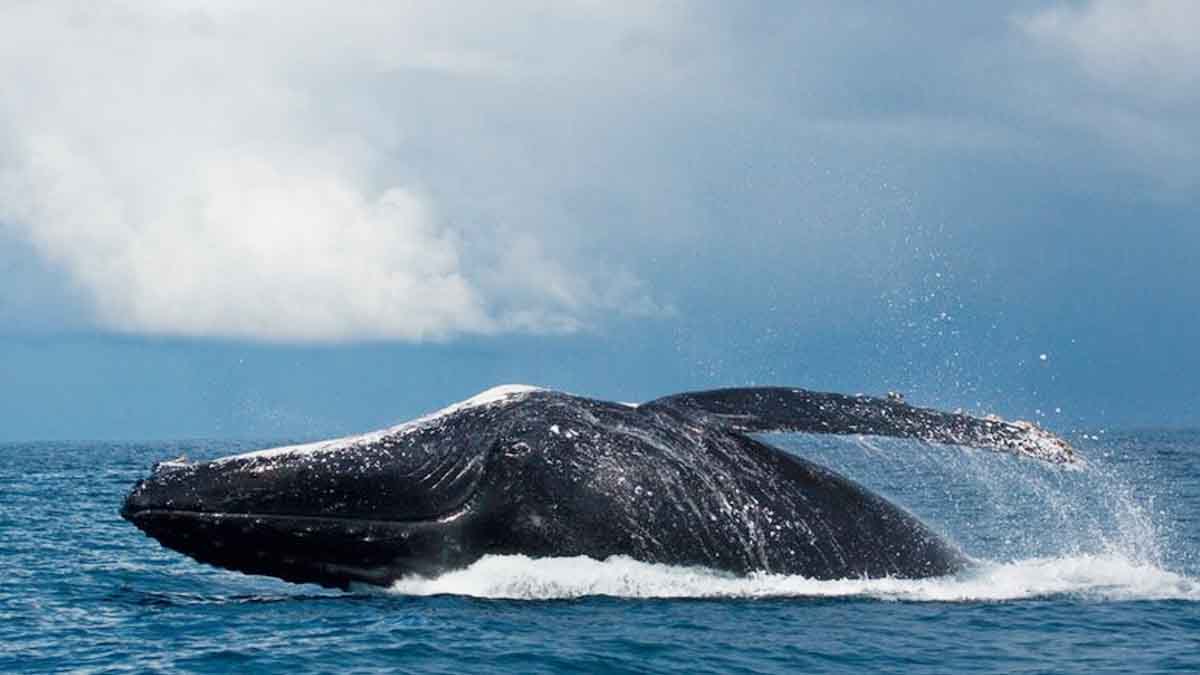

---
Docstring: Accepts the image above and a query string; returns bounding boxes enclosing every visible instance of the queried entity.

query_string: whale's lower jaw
[122,509,470,589]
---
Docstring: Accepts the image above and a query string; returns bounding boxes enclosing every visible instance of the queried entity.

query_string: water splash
[384,553,1199,602]
[796,434,1177,569]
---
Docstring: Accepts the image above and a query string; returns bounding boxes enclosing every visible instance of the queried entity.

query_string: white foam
[383,554,1200,602]
[220,384,544,463]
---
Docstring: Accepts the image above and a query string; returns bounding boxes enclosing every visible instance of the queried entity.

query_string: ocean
[2,432,1197,673]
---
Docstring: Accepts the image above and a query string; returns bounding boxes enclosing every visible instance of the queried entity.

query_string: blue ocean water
[2,432,1197,673]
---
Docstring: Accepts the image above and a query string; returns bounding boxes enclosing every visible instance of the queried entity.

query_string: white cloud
[1021,0,1200,100]
[3,2,1196,343]
[0,1,675,341]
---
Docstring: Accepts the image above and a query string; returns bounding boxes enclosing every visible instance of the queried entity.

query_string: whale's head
[121,386,544,589]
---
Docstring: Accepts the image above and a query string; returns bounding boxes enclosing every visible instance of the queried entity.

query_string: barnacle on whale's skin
[122,385,1080,590]
[1003,420,1083,466]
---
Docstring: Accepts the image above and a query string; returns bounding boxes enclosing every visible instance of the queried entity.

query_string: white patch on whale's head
[218,384,545,464]
[447,384,545,412]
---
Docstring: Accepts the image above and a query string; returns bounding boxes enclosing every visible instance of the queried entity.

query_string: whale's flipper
[646,387,1080,465]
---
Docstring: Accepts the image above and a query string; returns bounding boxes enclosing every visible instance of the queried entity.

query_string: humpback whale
[122,385,1078,589]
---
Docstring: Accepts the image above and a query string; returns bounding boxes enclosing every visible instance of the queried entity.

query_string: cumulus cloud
[3,2,1197,342]
[0,1,673,341]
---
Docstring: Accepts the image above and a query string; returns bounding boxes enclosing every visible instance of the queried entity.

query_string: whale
[121,385,1079,589]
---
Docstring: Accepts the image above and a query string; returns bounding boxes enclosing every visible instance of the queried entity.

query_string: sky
[1,1,1198,441]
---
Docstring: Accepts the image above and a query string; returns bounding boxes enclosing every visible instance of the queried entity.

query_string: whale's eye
[501,441,532,458]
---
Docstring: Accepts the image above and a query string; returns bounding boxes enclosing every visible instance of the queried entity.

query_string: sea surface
[2,431,1197,673]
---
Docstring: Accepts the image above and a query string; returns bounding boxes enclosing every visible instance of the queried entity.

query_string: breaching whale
[122,385,1078,589]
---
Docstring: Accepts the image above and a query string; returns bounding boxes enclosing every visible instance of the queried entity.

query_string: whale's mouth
[120,503,474,527]
[123,505,476,588]
[121,445,488,589]
[121,507,469,529]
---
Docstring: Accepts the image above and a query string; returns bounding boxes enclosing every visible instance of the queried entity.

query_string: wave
[384,553,1200,602]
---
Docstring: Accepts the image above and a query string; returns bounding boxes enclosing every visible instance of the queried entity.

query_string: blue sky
[1,2,1197,441]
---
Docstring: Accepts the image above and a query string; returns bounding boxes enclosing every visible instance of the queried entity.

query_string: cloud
[1016,1,1200,191]
[1021,0,1200,98]
[0,1,673,341]
[2,2,1197,344]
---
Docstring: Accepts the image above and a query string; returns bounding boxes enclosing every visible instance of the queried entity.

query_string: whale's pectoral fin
[646,387,1081,466]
